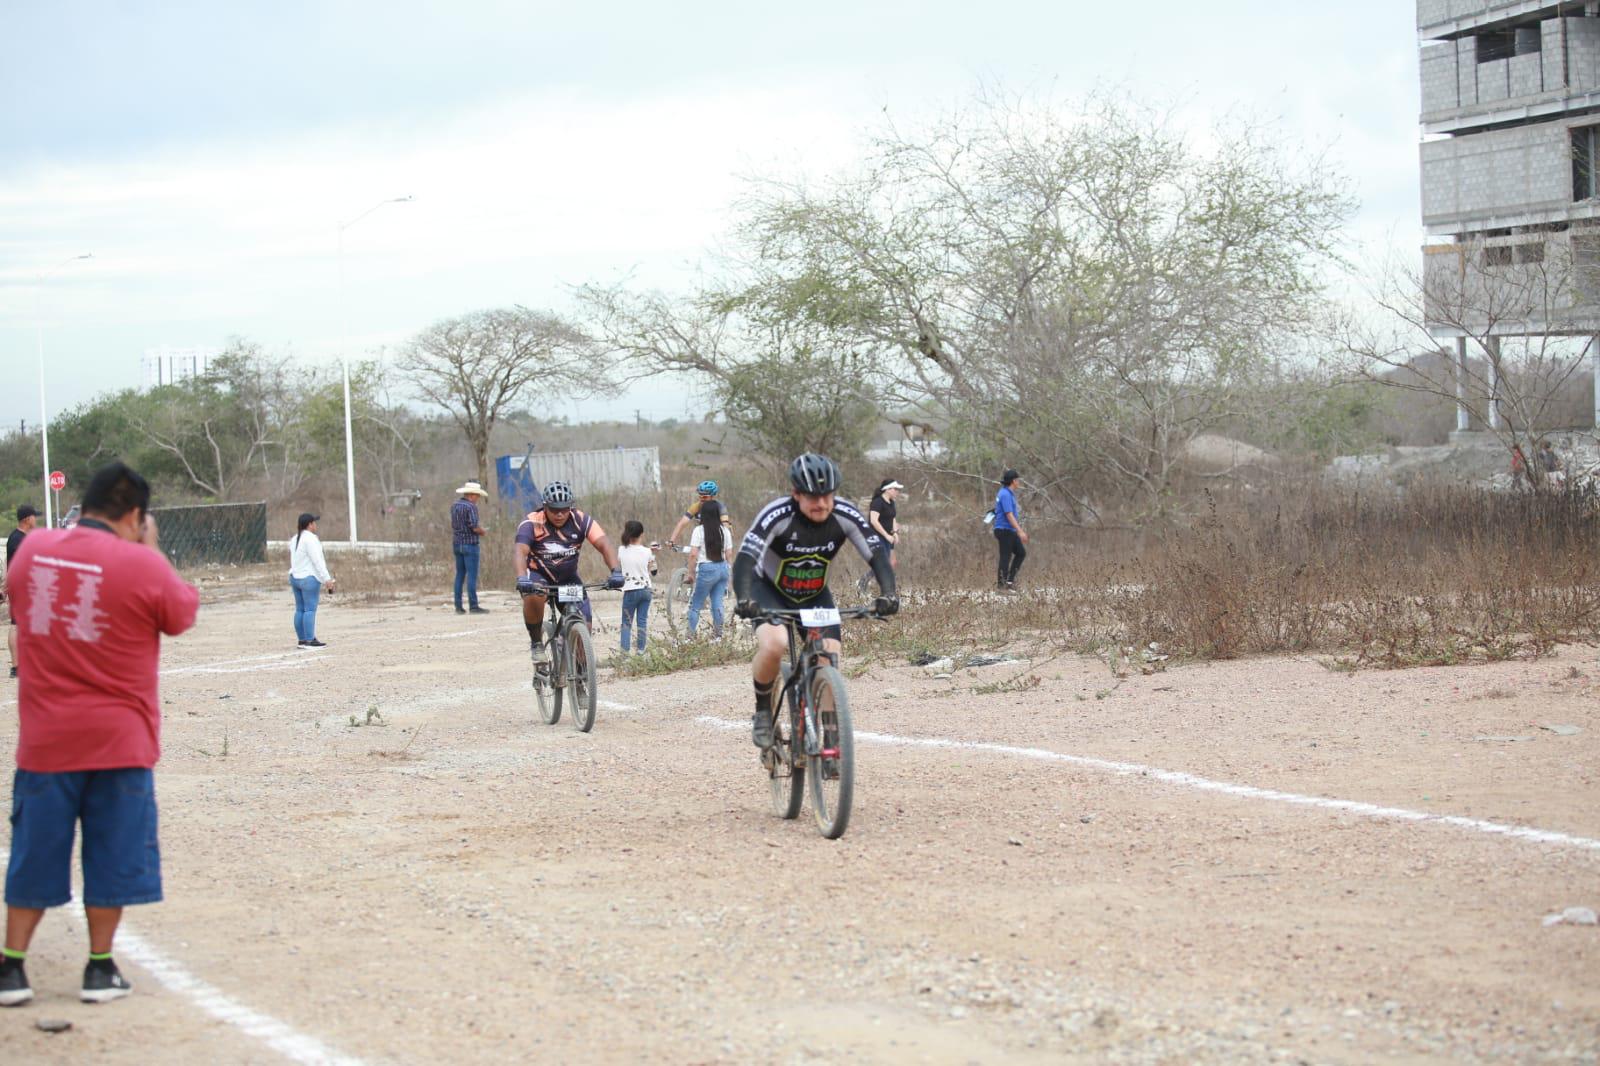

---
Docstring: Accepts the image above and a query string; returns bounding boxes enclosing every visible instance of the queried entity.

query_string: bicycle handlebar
[750,605,887,626]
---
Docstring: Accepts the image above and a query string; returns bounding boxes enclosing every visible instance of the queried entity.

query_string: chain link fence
[152,501,268,568]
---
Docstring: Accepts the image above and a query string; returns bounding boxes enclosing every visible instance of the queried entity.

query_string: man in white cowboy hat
[450,481,491,614]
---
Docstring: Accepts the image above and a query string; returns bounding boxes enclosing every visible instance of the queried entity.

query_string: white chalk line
[695,717,1600,855]
[0,851,364,1066]
[160,624,523,678]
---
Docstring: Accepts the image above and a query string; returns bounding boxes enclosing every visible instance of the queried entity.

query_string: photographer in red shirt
[1,463,199,1007]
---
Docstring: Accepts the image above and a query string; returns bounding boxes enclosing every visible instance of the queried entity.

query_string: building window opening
[1574,127,1600,201]
[1515,242,1545,265]
[1477,29,1516,62]
[1476,23,1541,63]
[1483,246,1514,267]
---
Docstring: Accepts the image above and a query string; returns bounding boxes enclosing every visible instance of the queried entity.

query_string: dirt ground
[1,580,1598,1064]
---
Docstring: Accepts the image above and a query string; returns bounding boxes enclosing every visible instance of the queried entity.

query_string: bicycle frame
[760,604,878,761]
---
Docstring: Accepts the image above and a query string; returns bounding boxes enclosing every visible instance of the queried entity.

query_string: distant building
[142,346,216,388]
[1418,1,1600,428]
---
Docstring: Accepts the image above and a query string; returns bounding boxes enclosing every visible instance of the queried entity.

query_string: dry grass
[195,479,1600,673]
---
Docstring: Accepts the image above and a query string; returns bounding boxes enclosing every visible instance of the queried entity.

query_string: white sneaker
[530,642,551,666]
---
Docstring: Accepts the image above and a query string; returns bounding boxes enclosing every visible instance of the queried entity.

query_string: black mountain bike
[527,580,608,733]
[756,603,886,840]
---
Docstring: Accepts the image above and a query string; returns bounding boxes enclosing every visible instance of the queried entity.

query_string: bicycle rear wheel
[535,617,562,724]
[806,665,854,839]
[666,566,690,628]
[767,697,804,820]
[567,621,598,733]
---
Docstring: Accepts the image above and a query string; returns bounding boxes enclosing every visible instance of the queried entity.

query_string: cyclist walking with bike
[733,454,898,749]
[513,482,624,666]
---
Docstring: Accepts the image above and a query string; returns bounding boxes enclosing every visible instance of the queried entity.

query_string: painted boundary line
[113,927,366,1066]
[0,852,364,1065]
[695,716,1600,855]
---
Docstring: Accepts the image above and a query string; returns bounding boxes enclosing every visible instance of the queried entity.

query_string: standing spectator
[687,498,733,639]
[993,469,1028,591]
[450,481,490,615]
[616,520,657,654]
[0,462,199,1007]
[868,479,903,571]
[1510,445,1530,490]
[1539,441,1562,478]
[289,512,334,648]
[4,505,39,679]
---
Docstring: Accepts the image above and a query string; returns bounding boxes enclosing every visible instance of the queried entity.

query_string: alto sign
[48,470,66,492]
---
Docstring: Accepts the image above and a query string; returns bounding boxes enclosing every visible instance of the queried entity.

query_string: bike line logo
[776,554,829,602]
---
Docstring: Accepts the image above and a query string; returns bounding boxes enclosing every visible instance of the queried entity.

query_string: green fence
[152,501,268,568]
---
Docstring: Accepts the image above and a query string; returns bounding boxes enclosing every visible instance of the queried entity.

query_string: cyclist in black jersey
[732,453,898,747]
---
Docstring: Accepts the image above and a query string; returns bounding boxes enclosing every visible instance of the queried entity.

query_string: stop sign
[48,470,66,492]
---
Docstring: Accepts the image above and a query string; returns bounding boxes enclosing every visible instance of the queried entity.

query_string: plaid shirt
[450,498,481,547]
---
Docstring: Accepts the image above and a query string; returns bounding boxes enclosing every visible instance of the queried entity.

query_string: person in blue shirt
[992,469,1028,590]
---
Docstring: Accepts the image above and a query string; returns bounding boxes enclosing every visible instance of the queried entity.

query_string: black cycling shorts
[748,580,841,642]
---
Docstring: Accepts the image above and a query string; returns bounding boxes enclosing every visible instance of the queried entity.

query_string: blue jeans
[291,575,322,641]
[688,561,730,637]
[453,543,481,609]
[619,588,651,652]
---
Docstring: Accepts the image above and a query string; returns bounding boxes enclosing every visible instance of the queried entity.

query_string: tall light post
[338,195,413,544]
[36,253,94,528]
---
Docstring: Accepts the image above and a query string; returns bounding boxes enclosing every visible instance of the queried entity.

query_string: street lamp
[36,253,94,528]
[337,196,413,545]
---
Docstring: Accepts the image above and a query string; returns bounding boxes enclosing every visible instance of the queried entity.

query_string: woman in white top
[288,511,335,647]
[686,499,734,639]
[616,520,658,653]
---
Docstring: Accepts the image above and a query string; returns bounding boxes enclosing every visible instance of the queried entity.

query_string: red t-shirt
[10,524,200,772]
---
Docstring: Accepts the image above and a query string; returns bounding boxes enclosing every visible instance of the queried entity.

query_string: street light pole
[337,196,413,545]
[36,253,94,528]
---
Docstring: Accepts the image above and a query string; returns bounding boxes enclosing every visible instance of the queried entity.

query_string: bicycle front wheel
[806,665,855,839]
[567,622,598,733]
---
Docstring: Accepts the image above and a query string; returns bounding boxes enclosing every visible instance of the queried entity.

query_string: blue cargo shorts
[5,768,163,909]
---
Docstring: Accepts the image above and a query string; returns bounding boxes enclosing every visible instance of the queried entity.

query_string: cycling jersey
[684,498,732,523]
[515,508,606,585]
[732,496,894,606]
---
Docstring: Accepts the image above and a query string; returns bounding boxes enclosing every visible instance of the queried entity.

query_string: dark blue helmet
[788,453,840,495]
[542,481,575,508]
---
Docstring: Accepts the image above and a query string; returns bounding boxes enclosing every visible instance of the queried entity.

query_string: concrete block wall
[1421,42,1460,113]
[1421,120,1574,227]
[1571,17,1600,91]
[1509,51,1543,97]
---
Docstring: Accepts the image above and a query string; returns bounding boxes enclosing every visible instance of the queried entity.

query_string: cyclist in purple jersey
[732,454,897,748]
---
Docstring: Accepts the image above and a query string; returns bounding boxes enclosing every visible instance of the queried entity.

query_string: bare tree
[1344,235,1597,486]
[396,307,606,487]
[131,338,305,501]
[580,283,887,467]
[699,93,1350,522]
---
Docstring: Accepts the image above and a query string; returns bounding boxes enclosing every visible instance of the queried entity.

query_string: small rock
[1007,837,1023,846]
[36,1018,72,1033]
[1541,906,1598,927]
[922,657,955,674]
[1539,723,1582,736]
[1079,813,1097,824]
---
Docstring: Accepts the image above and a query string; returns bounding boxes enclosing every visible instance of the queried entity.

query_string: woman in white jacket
[289,512,335,647]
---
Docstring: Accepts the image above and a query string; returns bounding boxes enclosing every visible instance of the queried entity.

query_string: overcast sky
[0,1,1421,432]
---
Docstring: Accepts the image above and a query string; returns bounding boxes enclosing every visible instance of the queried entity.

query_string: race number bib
[799,607,841,628]
[558,584,585,603]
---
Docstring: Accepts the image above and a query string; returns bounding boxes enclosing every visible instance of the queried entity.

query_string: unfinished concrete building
[1419,0,1600,431]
